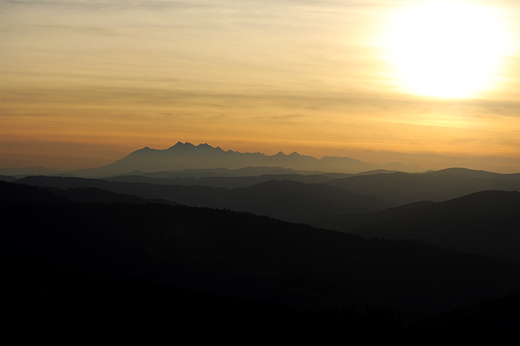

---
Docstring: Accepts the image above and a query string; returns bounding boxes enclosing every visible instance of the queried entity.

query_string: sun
[383,0,511,98]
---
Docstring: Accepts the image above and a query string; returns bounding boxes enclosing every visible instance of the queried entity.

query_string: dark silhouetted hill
[49,186,178,206]
[409,289,520,336]
[121,166,333,178]
[0,166,62,177]
[318,190,520,264]
[0,180,65,203]
[15,176,394,222]
[3,180,520,315]
[104,173,340,189]
[0,174,18,182]
[310,200,435,231]
[325,168,520,204]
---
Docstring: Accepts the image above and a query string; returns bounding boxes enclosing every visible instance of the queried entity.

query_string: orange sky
[2,0,520,172]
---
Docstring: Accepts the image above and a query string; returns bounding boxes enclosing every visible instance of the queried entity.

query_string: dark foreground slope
[313,190,520,264]
[4,181,520,314]
[310,200,435,232]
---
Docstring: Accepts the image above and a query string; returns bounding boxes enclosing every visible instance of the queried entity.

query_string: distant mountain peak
[68,141,423,177]
[168,142,223,151]
[169,141,195,149]
[197,143,222,151]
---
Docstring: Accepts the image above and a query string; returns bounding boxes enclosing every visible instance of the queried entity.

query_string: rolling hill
[312,190,520,264]
[3,180,520,313]
[15,176,394,222]
[325,168,520,204]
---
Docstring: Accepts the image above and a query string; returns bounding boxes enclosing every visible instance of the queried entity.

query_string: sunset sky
[2,0,520,172]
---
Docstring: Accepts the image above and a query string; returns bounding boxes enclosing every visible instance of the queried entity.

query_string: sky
[2,0,520,172]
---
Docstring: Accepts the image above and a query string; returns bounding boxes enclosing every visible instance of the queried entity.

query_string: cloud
[0,0,217,11]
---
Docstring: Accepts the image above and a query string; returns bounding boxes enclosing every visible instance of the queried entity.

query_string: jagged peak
[168,142,224,151]
[133,146,154,153]
[197,143,221,151]
[169,141,195,149]
[274,151,286,156]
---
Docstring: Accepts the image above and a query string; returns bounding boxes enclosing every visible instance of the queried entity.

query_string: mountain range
[0,142,421,177]
[4,142,520,334]
[75,142,421,177]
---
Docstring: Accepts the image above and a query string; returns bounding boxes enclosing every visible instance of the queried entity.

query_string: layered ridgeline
[6,180,520,332]
[69,142,420,177]
[311,190,520,264]
[14,166,520,202]
[15,176,394,223]
[3,180,520,317]
[323,168,520,204]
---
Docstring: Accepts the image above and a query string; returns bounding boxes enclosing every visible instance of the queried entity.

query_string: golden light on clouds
[382,0,513,99]
[1,1,520,172]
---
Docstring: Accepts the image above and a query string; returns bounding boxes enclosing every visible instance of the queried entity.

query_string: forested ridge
[3,180,520,336]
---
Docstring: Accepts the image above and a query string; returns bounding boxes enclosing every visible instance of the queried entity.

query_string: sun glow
[384,0,511,98]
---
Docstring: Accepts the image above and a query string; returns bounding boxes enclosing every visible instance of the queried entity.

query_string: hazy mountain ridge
[325,168,520,204]
[49,186,178,206]
[104,173,340,189]
[0,166,62,176]
[131,166,336,178]
[68,142,422,177]
[14,166,520,223]
[103,170,399,188]
[15,176,394,222]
